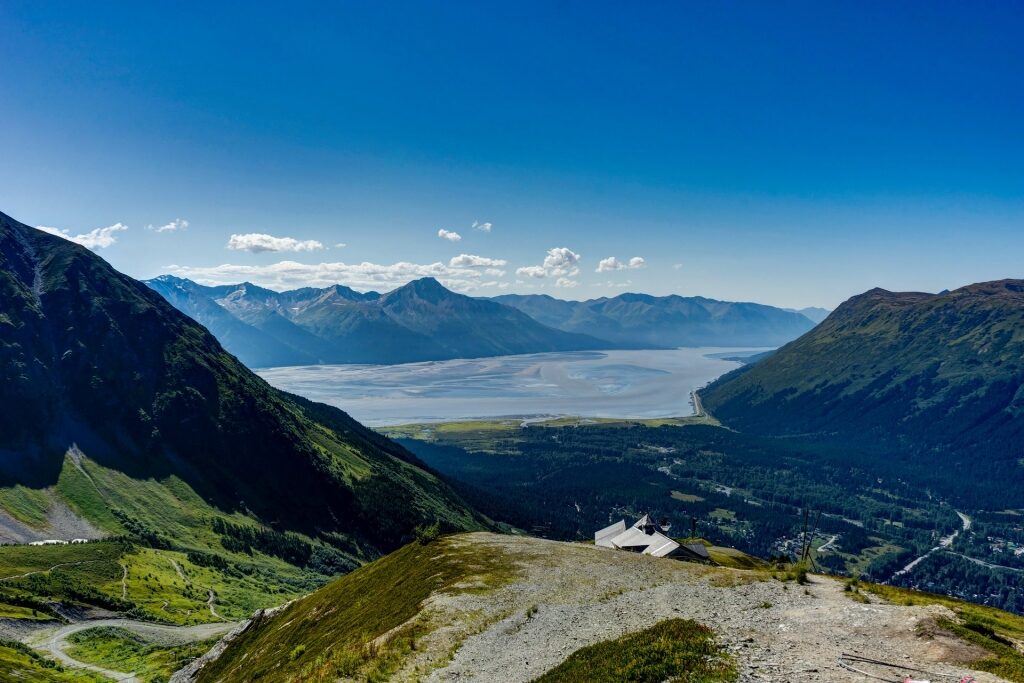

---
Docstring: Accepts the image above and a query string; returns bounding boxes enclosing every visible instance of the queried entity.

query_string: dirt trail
[0,559,105,582]
[169,558,186,581]
[31,618,238,682]
[385,533,1009,683]
[207,589,223,621]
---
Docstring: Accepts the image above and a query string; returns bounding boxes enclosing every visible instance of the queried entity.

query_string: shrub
[414,522,441,545]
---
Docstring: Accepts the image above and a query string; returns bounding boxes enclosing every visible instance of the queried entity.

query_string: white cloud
[164,259,493,293]
[673,263,684,270]
[36,223,127,250]
[227,233,324,253]
[334,242,347,248]
[543,247,581,276]
[472,221,492,232]
[516,265,547,279]
[517,247,581,280]
[596,256,625,273]
[154,218,189,233]
[556,277,579,288]
[605,279,633,289]
[484,268,506,277]
[448,254,508,268]
[438,229,462,242]
[596,255,645,272]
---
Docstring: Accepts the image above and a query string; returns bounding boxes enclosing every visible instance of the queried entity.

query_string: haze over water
[257,348,764,426]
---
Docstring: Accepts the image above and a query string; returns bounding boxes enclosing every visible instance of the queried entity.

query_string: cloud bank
[596,255,646,272]
[227,233,324,253]
[36,223,127,250]
[154,218,189,233]
[164,259,506,293]
[449,254,508,268]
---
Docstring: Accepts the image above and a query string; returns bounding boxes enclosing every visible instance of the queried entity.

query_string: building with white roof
[595,514,711,562]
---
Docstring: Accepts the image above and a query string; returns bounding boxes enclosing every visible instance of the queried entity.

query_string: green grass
[197,534,519,683]
[936,618,1024,682]
[117,547,311,625]
[670,491,706,503]
[0,540,123,579]
[66,626,218,683]
[0,601,53,620]
[705,546,766,570]
[864,583,1024,642]
[532,619,736,683]
[865,583,1024,681]
[0,485,52,527]
[0,639,107,682]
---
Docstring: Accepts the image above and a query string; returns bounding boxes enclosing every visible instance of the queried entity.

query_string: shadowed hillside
[0,210,484,557]
[702,281,1024,507]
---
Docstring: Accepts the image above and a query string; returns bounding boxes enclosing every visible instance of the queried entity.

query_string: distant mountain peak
[146,273,604,365]
[386,276,455,304]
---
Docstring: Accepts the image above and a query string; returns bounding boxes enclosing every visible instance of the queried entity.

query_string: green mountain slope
[0,210,484,562]
[491,292,815,347]
[701,281,1024,506]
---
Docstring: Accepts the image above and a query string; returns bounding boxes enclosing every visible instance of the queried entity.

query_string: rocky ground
[387,533,1009,683]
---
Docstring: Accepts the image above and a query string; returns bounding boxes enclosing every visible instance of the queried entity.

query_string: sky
[1,2,1022,309]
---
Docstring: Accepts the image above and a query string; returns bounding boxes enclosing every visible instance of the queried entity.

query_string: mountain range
[491,292,818,348]
[0,211,483,556]
[702,280,1024,506]
[147,277,821,369]
[147,275,606,367]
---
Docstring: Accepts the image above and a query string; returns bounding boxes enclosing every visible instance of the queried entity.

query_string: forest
[397,421,1024,615]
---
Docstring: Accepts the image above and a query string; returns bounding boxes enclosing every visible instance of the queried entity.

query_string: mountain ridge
[701,279,1024,507]
[0,212,484,556]
[491,291,817,348]
[147,276,608,367]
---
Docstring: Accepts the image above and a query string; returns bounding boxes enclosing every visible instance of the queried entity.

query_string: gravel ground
[0,497,104,544]
[389,533,1010,683]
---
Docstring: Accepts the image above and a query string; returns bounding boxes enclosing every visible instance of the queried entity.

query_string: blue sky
[1,2,1022,308]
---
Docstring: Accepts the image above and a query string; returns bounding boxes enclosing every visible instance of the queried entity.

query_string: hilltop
[178,533,1023,683]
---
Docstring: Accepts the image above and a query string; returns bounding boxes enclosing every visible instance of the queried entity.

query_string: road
[691,390,705,418]
[892,511,972,579]
[946,551,1024,574]
[817,535,839,553]
[31,618,238,682]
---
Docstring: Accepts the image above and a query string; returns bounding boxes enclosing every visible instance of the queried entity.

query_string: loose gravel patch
[388,533,1010,683]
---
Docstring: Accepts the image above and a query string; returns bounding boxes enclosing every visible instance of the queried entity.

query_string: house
[595,514,710,562]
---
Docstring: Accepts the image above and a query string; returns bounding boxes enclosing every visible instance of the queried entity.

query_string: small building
[595,514,709,561]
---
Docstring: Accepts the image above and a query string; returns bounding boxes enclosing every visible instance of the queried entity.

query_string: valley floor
[392,534,1009,683]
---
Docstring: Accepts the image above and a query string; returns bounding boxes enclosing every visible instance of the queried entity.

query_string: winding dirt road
[31,618,238,682]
